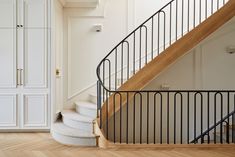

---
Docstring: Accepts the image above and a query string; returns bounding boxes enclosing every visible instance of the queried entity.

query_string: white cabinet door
[0,29,17,88]
[0,95,17,127]
[23,29,47,88]
[24,0,48,28]
[23,94,48,127]
[0,0,16,28]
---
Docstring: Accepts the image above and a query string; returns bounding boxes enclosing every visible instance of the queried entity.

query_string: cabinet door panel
[23,94,48,127]
[0,29,17,88]
[0,0,16,28]
[24,29,47,88]
[0,95,17,127]
[24,0,47,28]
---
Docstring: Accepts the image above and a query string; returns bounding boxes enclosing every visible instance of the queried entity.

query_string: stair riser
[51,131,97,146]
[62,117,93,133]
[76,106,97,118]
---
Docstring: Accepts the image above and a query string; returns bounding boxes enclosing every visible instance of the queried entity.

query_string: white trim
[22,94,48,127]
[0,94,18,127]
[60,0,99,8]
[67,82,96,100]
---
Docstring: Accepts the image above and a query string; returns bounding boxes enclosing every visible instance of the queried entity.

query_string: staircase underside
[100,0,235,124]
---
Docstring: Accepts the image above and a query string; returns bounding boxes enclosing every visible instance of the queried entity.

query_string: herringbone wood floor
[0,133,234,157]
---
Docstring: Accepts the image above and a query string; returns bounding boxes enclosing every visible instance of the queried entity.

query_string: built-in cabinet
[0,0,50,130]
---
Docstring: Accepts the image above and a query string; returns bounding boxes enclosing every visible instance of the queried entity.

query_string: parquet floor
[0,133,234,157]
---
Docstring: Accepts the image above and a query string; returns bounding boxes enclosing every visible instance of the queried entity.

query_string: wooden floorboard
[0,133,234,157]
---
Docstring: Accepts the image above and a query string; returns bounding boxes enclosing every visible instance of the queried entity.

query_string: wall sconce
[93,24,103,32]
[226,46,235,54]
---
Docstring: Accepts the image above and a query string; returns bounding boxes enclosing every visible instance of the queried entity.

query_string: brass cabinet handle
[17,69,20,86]
[20,69,23,86]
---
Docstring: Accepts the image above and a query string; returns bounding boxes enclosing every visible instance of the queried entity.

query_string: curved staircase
[51,0,235,147]
[96,0,235,146]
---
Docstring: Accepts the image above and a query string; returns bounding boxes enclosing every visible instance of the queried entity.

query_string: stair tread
[75,101,97,110]
[61,110,94,123]
[52,122,98,138]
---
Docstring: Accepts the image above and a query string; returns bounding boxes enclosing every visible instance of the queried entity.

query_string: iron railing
[97,89,235,144]
[96,0,234,144]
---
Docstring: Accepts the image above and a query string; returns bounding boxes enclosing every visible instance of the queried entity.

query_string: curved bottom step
[51,131,98,146]
[51,122,98,146]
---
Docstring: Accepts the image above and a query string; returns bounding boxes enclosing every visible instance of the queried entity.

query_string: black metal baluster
[233,95,235,143]
[127,42,130,80]
[194,93,197,144]
[182,0,184,37]
[176,0,178,40]
[200,92,203,144]
[219,93,223,144]
[119,92,122,143]
[180,92,183,144]
[147,92,149,144]
[139,28,142,70]
[153,92,156,144]
[126,92,129,144]
[97,81,100,118]
[121,43,124,85]
[160,92,163,144]
[187,92,190,144]
[227,92,230,144]
[141,26,148,65]
[187,0,190,32]
[151,17,154,60]
[167,92,170,144]
[140,93,143,144]
[115,48,117,90]
[101,62,105,130]
[157,13,160,55]
[113,94,116,143]
[207,92,210,144]
[170,2,172,45]
[174,93,177,144]
[233,94,235,143]
[214,93,217,144]
[106,90,109,139]
[225,121,229,143]
[123,41,130,80]
[193,0,195,28]
[133,32,136,75]
[162,11,166,50]
[133,93,136,144]
[199,0,202,23]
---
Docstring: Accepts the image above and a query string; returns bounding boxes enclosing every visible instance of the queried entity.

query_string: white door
[0,95,18,127]
[22,94,48,127]
[23,29,48,88]
[0,0,16,28]
[0,29,17,88]
[24,0,48,28]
